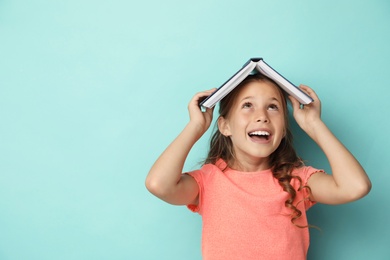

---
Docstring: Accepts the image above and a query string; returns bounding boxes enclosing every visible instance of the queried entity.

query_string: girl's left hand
[289,85,322,136]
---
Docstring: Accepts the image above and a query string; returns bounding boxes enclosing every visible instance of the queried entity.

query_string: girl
[145,74,371,260]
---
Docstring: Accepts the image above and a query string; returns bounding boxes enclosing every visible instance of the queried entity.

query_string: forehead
[236,80,283,100]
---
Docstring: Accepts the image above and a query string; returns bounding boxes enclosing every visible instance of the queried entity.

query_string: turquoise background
[1,0,389,259]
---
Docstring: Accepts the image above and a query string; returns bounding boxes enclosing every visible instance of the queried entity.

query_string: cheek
[274,118,287,137]
[227,115,245,130]
[282,122,287,136]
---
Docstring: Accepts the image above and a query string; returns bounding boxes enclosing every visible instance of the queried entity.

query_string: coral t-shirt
[187,159,322,260]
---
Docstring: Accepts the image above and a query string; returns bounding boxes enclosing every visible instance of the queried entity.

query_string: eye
[268,104,279,111]
[242,102,253,109]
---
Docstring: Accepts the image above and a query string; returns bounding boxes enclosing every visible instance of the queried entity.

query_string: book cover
[200,58,313,109]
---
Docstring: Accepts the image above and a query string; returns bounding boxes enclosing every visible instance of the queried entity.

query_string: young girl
[145,74,371,260]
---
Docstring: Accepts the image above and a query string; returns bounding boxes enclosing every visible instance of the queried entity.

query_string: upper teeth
[249,131,270,136]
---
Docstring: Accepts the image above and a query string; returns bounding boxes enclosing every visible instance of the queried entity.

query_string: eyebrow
[240,96,281,103]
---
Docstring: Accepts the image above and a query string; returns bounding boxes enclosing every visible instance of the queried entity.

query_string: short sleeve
[186,169,204,214]
[293,166,325,210]
[185,163,217,215]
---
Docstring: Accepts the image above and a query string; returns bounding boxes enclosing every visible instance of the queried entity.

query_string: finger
[194,88,217,108]
[189,89,217,110]
[204,106,215,120]
[288,95,301,111]
[299,85,319,101]
[195,88,216,100]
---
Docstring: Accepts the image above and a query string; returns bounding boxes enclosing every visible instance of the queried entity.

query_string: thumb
[288,96,301,111]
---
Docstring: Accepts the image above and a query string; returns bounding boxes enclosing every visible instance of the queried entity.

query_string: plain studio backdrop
[0,1,389,259]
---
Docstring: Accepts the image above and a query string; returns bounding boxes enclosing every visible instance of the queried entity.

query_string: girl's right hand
[187,89,216,136]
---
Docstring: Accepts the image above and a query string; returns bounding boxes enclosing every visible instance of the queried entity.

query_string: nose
[256,114,269,123]
[256,110,269,123]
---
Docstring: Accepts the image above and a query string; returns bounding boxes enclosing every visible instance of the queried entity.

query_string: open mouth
[248,130,270,141]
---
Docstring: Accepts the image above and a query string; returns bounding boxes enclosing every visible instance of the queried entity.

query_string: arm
[289,86,371,205]
[145,89,215,205]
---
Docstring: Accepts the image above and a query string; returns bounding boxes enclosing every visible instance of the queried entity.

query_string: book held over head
[199,58,314,109]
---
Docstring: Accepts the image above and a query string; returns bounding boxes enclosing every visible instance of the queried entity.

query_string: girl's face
[218,80,286,170]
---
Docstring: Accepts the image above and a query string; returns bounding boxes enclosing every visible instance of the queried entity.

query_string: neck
[229,157,270,172]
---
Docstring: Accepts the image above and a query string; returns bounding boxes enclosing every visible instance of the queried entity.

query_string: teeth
[249,131,270,136]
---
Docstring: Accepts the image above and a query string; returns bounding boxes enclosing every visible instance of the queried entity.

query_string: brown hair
[204,73,309,227]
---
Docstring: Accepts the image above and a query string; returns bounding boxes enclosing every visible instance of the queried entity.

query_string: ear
[217,116,231,137]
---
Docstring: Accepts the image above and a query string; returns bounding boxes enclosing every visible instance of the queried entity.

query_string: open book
[200,58,313,109]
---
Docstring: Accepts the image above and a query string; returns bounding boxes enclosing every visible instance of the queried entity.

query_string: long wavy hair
[204,73,309,227]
